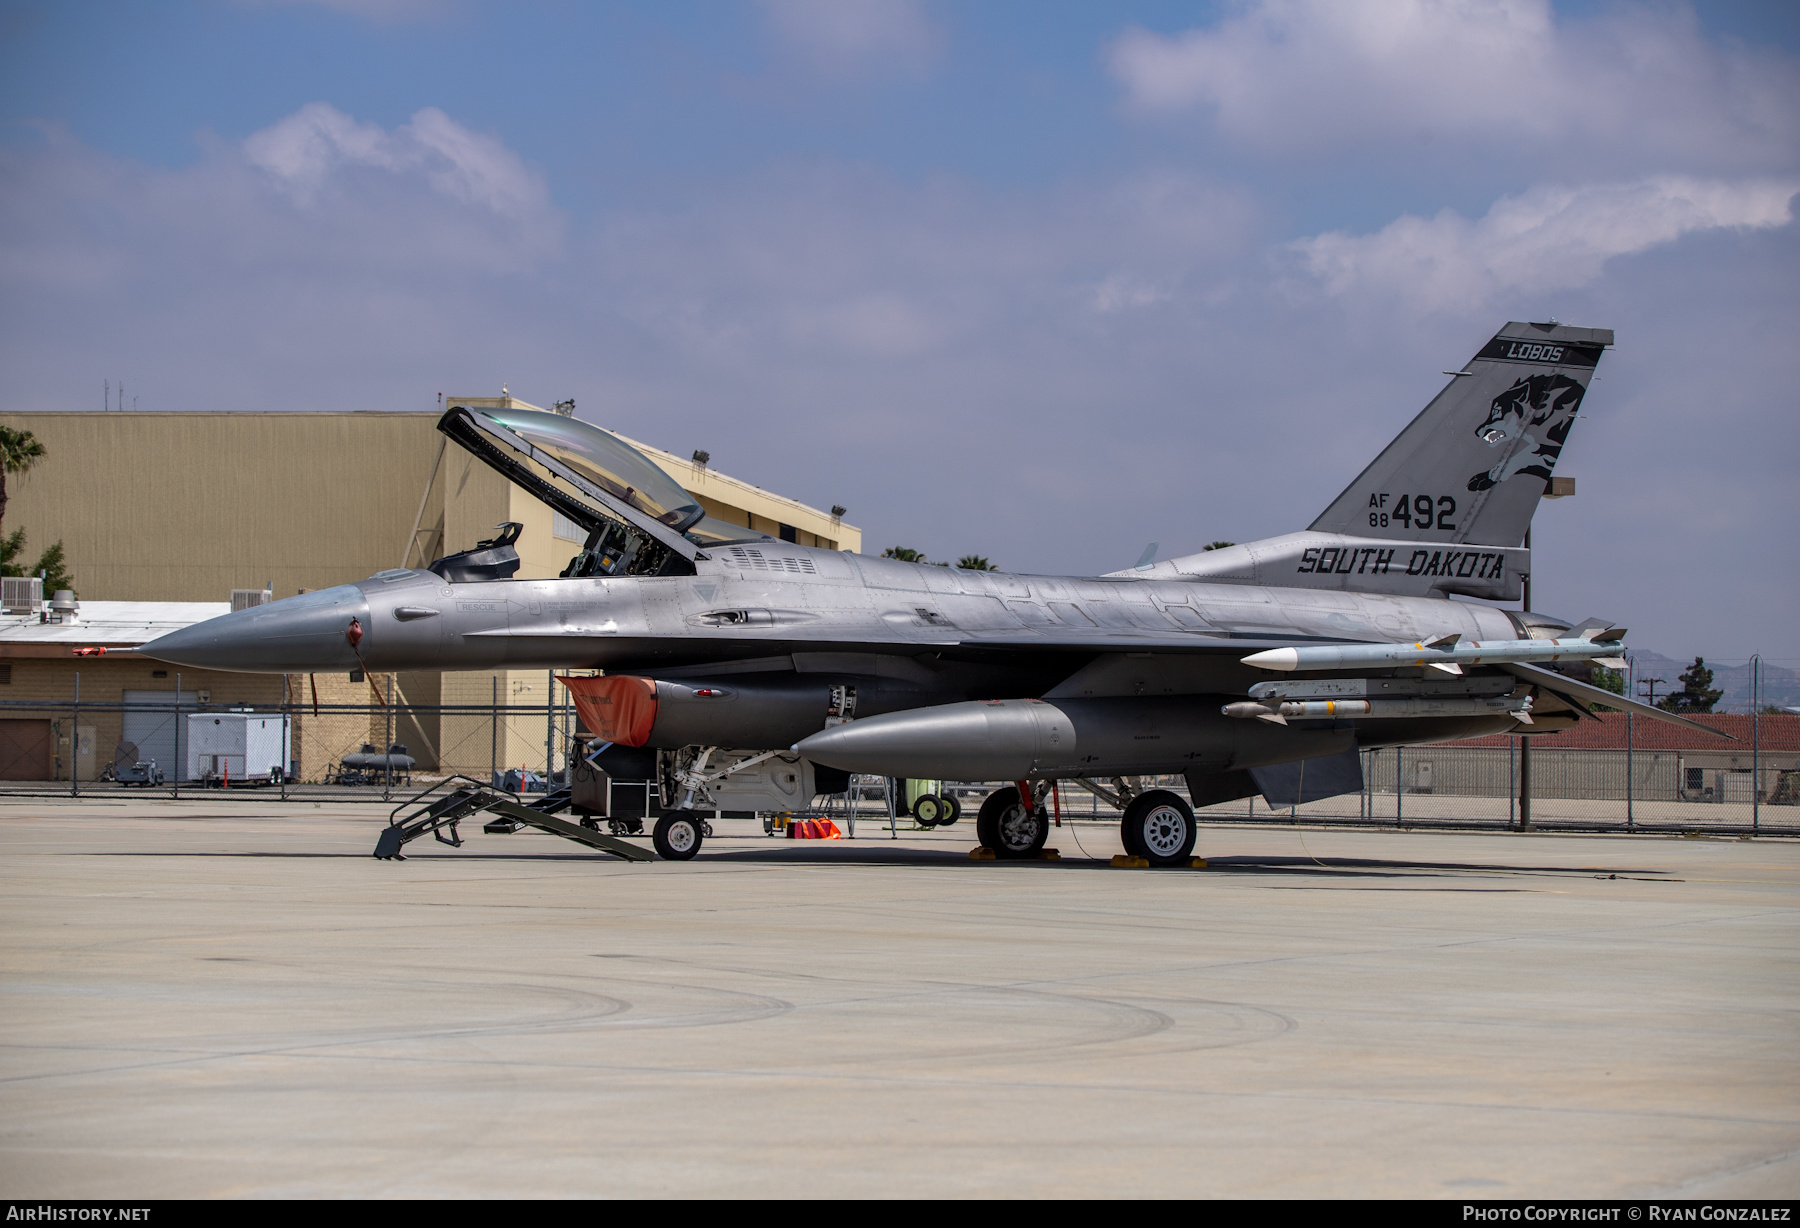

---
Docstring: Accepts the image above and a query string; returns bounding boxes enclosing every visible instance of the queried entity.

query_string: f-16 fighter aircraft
[143,320,1722,864]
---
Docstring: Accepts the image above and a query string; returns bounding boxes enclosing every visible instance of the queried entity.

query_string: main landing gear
[1120,789,1197,867]
[975,786,1049,860]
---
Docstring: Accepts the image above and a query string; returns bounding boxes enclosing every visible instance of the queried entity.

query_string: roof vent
[231,588,273,612]
[47,589,78,624]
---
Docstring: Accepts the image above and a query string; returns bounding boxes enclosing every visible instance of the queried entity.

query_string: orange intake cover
[558,675,659,746]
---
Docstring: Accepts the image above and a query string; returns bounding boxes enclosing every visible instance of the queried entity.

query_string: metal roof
[0,601,228,654]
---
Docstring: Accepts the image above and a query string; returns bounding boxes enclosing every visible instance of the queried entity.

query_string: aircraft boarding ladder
[374,776,656,862]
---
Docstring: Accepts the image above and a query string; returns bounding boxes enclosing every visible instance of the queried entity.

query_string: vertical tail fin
[1309,322,1612,547]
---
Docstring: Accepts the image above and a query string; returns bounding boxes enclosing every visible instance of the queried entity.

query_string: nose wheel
[1121,790,1196,867]
[653,812,705,861]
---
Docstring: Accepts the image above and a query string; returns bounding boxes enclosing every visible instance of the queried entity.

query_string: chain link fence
[4,690,1795,835]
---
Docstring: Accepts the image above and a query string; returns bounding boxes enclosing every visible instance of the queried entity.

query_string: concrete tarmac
[1,798,1795,1199]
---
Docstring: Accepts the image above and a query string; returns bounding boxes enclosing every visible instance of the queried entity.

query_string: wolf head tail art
[1468,374,1586,492]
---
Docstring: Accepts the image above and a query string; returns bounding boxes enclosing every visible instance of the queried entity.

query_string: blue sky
[1,0,1797,662]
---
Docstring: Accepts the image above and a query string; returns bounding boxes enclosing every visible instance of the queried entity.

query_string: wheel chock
[1190,857,1208,869]
[1037,849,1061,861]
[1111,854,1149,868]
[969,847,996,860]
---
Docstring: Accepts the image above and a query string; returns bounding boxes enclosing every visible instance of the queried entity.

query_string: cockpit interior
[428,405,776,584]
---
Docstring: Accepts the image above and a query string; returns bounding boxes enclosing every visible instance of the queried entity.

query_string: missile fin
[1429,662,1463,675]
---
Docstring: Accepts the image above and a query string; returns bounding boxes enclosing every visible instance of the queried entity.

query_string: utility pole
[1637,677,1666,708]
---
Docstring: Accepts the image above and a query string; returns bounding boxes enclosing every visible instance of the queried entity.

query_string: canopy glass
[477,408,705,532]
[685,516,774,547]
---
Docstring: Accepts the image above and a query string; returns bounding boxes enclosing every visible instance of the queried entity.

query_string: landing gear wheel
[653,812,704,861]
[913,794,948,827]
[938,794,961,826]
[976,787,1048,860]
[1121,789,1196,867]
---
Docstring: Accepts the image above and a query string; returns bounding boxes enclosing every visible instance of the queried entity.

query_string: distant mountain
[1623,651,1800,713]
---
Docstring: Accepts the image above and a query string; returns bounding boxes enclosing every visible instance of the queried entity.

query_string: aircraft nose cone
[141,585,372,673]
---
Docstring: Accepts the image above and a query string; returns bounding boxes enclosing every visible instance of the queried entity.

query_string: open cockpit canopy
[478,408,704,532]
[438,404,705,579]
[684,516,775,547]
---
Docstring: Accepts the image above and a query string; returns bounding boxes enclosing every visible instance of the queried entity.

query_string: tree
[1586,664,1626,712]
[0,527,73,595]
[956,555,998,571]
[882,547,927,562]
[1658,657,1723,714]
[1202,541,1235,551]
[0,426,46,535]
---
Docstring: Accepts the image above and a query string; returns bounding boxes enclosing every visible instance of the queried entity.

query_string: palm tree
[0,427,45,535]
[956,555,998,571]
[882,547,928,562]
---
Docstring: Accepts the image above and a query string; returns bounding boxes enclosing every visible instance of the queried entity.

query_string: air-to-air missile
[1237,630,1626,676]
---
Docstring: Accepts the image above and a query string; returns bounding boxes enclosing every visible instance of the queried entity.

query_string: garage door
[122,690,196,782]
[0,719,53,780]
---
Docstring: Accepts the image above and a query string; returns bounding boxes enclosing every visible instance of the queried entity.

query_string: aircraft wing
[1499,662,1735,739]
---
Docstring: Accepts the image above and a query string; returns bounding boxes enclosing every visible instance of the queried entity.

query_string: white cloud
[1109,0,1800,172]
[244,102,548,220]
[1292,176,1799,310]
[759,0,939,72]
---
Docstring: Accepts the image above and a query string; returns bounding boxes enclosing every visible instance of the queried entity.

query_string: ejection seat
[427,522,523,583]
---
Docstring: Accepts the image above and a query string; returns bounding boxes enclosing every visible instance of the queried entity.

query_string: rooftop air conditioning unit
[231,588,273,612]
[2,576,42,615]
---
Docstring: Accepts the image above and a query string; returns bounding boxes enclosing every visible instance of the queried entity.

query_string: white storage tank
[186,712,291,784]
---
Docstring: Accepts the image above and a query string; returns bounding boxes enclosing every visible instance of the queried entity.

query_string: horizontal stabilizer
[1499,663,1735,739]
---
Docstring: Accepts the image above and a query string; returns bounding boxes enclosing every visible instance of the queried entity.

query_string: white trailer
[186,712,291,784]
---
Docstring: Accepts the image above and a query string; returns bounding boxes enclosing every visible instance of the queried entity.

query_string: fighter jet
[143,321,1721,863]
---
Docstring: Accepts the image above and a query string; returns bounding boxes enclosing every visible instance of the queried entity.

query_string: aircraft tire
[653,812,704,861]
[1122,790,1196,867]
[913,794,947,827]
[938,794,961,826]
[977,787,1048,860]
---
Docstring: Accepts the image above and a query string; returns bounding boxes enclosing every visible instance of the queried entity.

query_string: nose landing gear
[653,812,706,861]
